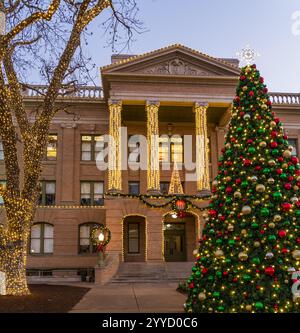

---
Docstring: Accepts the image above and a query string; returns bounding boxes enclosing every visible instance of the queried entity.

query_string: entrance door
[164,223,186,262]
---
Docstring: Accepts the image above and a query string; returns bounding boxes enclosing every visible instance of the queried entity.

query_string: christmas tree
[185,64,300,313]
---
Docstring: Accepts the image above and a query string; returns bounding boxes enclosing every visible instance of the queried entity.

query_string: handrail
[269,92,300,105]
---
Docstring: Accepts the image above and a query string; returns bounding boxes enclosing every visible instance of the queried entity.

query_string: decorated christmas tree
[185,64,300,313]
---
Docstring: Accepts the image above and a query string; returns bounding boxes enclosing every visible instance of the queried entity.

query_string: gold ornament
[283,150,292,159]
[268,178,275,184]
[241,229,247,235]
[198,292,206,301]
[238,252,248,261]
[274,215,282,223]
[246,305,252,311]
[288,145,294,152]
[282,163,288,169]
[256,184,266,193]
[270,121,276,128]
[234,191,242,199]
[251,176,258,182]
[242,206,252,215]
[212,180,218,187]
[215,249,224,259]
[294,186,299,191]
[227,224,234,232]
[254,241,260,247]
[268,159,276,166]
[292,250,300,260]
[269,222,276,229]
[259,141,267,148]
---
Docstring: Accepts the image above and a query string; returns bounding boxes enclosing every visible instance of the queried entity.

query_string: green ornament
[226,149,233,156]
[295,210,300,217]
[217,306,225,312]
[216,271,222,278]
[273,192,282,200]
[263,168,271,174]
[225,198,232,204]
[271,149,279,156]
[268,234,277,243]
[208,275,214,282]
[288,166,295,172]
[195,271,201,278]
[260,208,270,216]
[237,127,243,133]
[252,257,260,265]
[243,274,251,282]
[255,302,264,310]
[213,291,220,298]
[280,173,287,180]
[209,229,215,235]
[200,257,207,263]
[216,239,223,245]
[225,258,231,264]
[192,267,198,272]
[241,181,249,188]
[248,147,256,154]
[258,129,265,135]
[251,223,259,229]
[228,239,235,246]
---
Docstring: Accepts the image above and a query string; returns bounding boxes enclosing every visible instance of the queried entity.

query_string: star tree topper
[236,45,260,66]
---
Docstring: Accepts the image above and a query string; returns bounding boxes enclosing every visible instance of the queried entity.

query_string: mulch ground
[0,284,90,313]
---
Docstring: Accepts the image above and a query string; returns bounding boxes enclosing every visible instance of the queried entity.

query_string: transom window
[288,139,298,157]
[81,135,105,161]
[79,223,101,254]
[159,136,183,163]
[128,182,140,195]
[30,223,54,254]
[160,182,170,195]
[0,141,3,161]
[38,181,56,206]
[46,135,58,161]
[80,181,104,206]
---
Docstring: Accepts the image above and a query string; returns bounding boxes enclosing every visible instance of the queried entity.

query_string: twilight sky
[86,0,300,92]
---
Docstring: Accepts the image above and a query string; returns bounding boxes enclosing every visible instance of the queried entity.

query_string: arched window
[30,223,54,254]
[79,223,101,254]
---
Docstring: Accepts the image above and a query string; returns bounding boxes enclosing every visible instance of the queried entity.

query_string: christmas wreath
[91,224,111,253]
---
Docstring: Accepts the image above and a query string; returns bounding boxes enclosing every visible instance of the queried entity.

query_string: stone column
[108,100,122,193]
[193,102,211,196]
[146,101,160,194]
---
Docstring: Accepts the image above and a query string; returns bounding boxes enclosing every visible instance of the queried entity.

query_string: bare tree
[0,0,143,296]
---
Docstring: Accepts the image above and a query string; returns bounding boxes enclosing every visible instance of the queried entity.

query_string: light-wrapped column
[194,102,210,193]
[146,101,160,193]
[108,100,122,192]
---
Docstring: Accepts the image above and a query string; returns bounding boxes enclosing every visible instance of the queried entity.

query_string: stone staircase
[110,262,194,284]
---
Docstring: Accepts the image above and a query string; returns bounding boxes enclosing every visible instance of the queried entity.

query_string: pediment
[101,44,240,77]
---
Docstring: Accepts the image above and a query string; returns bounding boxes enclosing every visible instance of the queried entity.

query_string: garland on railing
[105,192,211,212]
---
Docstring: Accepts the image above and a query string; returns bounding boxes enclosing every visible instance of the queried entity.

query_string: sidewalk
[70,282,186,313]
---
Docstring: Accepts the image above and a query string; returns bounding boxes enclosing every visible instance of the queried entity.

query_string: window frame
[46,134,58,161]
[29,222,54,255]
[39,181,56,206]
[80,181,104,206]
[128,181,140,195]
[159,136,184,164]
[81,134,105,162]
[127,222,140,254]
[78,222,101,254]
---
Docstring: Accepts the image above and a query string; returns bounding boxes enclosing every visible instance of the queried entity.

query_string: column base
[196,189,211,198]
[107,188,123,195]
[146,189,162,196]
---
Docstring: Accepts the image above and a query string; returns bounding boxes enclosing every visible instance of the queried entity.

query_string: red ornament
[260,77,264,83]
[202,268,208,275]
[223,271,229,277]
[278,157,284,163]
[249,91,255,97]
[282,203,292,211]
[275,117,280,123]
[232,277,238,283]
[255,166,262,171]
[243,159,251,167]
[276,168,283,175]
[247,139,254,144]
[270,141,278,148]
[189,283,194,289]
[291,156,299,165]
[265,267,275,276]
[284,183,292,190]
[175,199,186,211]
[271,131,278,138]
[281,248,288,254]
[240,75,246,81]
[225,187,233,194]
[278,230,287,238]
[235,178,241,185]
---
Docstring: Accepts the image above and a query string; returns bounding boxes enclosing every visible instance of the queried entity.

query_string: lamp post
[97,231,105,268]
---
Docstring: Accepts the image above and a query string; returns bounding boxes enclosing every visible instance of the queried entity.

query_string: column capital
[193,102,209,112]
[108,99,122,107]
[146,100,160,108]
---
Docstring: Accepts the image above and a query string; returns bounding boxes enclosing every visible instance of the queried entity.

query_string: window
[288,139,298,157]
[128,223,139,253]
[128,135,140,163]
[81,135,105,161]
[0,141,3,161]
[0,180,6,205]
[128,182,140,195]
[80,181,104,206]
[39,181,56,206]
[46,135,58,160]
[159,136,183,163]
[79,223,100,254]
[160,182,170,195]
[30,223,54,254]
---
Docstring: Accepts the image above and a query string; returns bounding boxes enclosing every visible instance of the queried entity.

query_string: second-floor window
[46,135,58,161]
[0,180,6,205]
[80,181,104,206]
[288,139,298,157]
[128,182,140,195]
[81,135,105,161]
[0,141,3,161]
[160,182,170,195]
[39,181,56,206]
[159,136,183,163]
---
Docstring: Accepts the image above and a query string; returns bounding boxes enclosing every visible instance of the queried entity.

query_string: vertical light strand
[146,101,160,193]
[108,100,122,192]
[194,102,210,193]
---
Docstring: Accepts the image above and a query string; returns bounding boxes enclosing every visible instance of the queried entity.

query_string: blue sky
[87,0,300,92]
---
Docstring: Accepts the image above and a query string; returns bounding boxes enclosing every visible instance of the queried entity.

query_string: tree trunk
[2,244,30,296]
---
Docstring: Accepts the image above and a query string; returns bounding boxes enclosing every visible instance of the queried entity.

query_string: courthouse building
[0,44,300,281]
